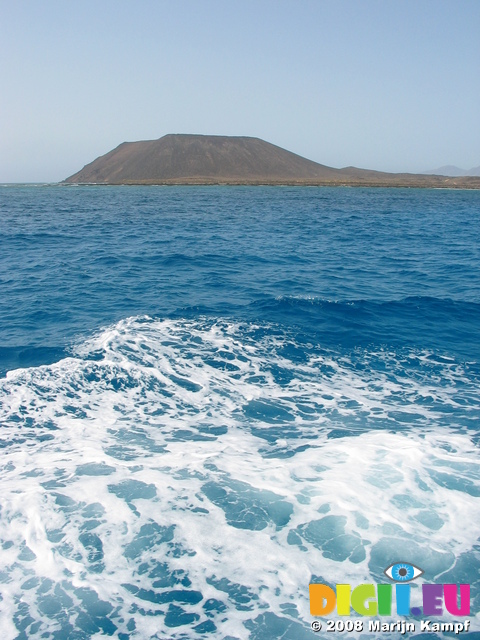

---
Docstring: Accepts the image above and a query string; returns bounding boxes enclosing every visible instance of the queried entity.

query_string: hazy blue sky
[1,0,479,182]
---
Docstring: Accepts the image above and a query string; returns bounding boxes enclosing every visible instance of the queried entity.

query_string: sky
[1,0,479,182]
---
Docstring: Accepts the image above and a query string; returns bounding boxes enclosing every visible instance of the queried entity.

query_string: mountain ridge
[423,165,480,177]
[64,135,480,188]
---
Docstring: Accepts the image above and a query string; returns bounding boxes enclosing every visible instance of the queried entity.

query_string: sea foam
[0,317,479,638]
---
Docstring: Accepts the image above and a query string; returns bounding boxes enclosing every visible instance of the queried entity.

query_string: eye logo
[384,562,424,582]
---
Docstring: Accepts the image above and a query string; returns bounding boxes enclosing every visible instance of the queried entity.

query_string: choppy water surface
[0,185,479,638]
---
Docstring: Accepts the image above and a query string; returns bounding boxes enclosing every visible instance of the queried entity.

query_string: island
[64,134,480,189]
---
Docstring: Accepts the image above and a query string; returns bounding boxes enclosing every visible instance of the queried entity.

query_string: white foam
[0,317,478,637]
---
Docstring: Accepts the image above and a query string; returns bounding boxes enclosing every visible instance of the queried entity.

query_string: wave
[244,295,480,361]
[0,316,479,637]
[2,294,479,384]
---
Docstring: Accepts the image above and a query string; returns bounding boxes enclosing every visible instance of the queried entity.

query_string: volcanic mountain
[64,134,480,188]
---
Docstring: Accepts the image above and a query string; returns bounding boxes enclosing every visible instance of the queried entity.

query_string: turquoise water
[0,185,479,638]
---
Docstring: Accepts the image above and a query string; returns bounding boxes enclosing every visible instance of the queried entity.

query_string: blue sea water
[0,185,479,639]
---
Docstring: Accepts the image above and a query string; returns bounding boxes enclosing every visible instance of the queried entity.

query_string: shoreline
[61,180,480,189]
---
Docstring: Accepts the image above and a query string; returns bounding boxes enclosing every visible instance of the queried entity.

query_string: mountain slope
[65,135,342,183]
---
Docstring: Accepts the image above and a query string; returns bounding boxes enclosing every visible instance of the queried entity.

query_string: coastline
[61,177,480,189]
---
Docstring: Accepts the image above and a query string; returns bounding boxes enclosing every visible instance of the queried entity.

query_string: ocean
[0,185,479,639]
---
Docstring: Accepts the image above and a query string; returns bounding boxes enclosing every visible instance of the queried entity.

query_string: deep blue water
[0,185,479,639]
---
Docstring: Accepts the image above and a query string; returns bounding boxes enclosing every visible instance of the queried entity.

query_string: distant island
[64,134,480,188]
